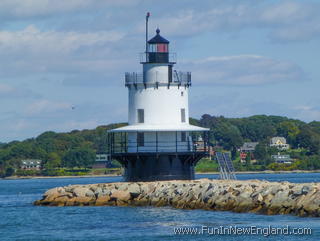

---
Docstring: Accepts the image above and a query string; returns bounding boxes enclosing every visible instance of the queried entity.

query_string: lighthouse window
[148,43,168,53]
[137,109,144,123]
[181,91,184,96]
[137,133,144,146]
[157,44,168,53]
[181,132,187,142]
[181,108,186,123]
[148,44,157,52]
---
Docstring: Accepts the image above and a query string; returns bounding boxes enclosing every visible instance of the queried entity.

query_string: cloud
[1,116,100,141]
[180,55,306,86]
[145,7,252,37]
[25,99,72,115]
[0,1,319,43]
[190,90,320,124]
[292,105,320,122]
[147,1,320,42]
[0,83,12,93]
[0,100,124,142]
[0,0,318,142]
[0,25,124,55]
[0,0,90,17]
[189,89,295,121]
[0,0,142,19]
[12,119,31,132]
[0,2,316,86]
[0,83,39,99]
[260,2,312,24]
[0,25,126,79]
[261,2,320,42]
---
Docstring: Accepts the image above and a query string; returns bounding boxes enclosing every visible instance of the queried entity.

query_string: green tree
[245,152,251,164]
[254,143,268,161]
[211,121,243,150]
[296,126,320,155]
[62,148,95,168]
[277,121,300,145]
[5,167,15,177]
[44,152,62,169]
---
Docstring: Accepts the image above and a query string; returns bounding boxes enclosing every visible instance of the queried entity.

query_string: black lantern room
[147,28,169,63]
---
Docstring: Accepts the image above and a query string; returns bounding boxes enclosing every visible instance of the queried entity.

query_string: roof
[108,124,209,133]
[271,154,292,162]
[240,142,259,151]
[270,136,287,144]
[148,28,169,44]
[21,159,42,165]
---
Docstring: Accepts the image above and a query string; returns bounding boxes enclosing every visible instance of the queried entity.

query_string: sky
[0,0,320,142]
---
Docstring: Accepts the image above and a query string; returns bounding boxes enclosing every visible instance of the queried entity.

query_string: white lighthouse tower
[108,14,209,181]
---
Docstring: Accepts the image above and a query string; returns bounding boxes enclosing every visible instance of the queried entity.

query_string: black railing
[108,132,209,155]
[113,141,207,153]
[110,141,208,154]
[140,52,177,63]
[125,71,191,87]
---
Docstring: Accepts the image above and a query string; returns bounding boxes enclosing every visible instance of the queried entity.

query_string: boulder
[96,195,111,206]
[111,190,131,202]
[127,183,141,197]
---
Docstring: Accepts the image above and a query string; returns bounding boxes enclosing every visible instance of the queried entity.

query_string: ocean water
[0,173,320,241]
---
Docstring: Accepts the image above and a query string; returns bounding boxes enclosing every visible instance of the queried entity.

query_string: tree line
[0,123,125,177]
[196,114,320,170]
[1,115,320,176]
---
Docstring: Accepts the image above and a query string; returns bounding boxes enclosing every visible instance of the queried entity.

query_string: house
[270,137,289,150]
[193,137,214,159]
[271,154,293,164]
[92,154,112,168]
[20,159,42,170]
[239,142,259,163]
[239,142,259,152]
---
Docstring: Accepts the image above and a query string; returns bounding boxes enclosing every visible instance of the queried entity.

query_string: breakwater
[34,179,320,217]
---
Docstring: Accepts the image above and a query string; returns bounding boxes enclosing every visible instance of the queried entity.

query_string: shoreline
[1,170,320,180]
[1,174,120,180]
[197,170,320,175]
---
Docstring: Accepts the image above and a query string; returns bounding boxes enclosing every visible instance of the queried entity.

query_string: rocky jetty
[34,179,320,217]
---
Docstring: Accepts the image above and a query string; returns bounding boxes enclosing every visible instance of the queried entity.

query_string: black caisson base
[113,153,206,182]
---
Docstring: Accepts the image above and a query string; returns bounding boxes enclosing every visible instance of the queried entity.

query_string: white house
[270,137,289,150]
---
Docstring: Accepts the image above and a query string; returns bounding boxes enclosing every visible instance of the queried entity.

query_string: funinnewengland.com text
[173,225,312,237]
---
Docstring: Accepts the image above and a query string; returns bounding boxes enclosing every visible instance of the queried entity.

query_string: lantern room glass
[148,43,168,53]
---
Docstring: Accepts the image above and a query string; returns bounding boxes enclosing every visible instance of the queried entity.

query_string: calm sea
[1,173,320,241]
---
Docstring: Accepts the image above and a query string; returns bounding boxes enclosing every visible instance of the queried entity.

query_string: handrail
[139,52,177,63]
[110,140,207,154]
[108,130,209,155]
[125,71,191,86]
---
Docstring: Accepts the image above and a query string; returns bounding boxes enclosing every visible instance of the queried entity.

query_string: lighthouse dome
[147,28,169,44]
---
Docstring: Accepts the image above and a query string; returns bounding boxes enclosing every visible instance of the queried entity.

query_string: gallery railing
[108,139,208,154]
[139,52,177,63]
[125,71,191,86]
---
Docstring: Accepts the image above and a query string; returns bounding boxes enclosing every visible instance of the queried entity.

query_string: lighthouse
[108,14,209,181]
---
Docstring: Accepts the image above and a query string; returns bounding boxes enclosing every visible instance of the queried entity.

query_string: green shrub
[195,158,219,172]
[15,169,41,176]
